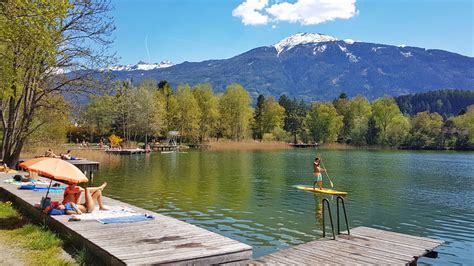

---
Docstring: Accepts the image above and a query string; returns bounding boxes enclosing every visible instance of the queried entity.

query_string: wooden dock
[187,144,211,150]
[68,159,100,173]
[149,144,178,152]
[251,226,443,265]
[0,173,252,265]
[105,149,147,155]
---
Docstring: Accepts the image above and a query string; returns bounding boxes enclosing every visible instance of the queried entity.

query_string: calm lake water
[92,149,474,264]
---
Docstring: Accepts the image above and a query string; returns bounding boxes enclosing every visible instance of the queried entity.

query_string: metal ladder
[322,196,350,239]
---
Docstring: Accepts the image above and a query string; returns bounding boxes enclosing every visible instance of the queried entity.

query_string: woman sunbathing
[63,181,107,204]
[62,184,108,214]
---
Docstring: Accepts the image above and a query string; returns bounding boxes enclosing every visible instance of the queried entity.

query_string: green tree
[252,95,266,140]
[218,84,252,140]
[372,97,408,145]
[27,95,71,146]
[82,95,117,141]
[452,105,474,147]
[114,81,135,141]
[409,112,444,148]
[348,96,372,145]
[261,97,285,137]
[279,96,307,143]
[192,83,219,142]
[333,93,351,142]
[175,84,200,142]
[132,85,163,144]
[0,0,114,166]
[157,80,175,133]
[366,117,379,145]
[385,115,410,146]
[306,103,343,143]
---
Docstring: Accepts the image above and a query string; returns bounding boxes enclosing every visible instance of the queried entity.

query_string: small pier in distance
[289,143,319,148]
[105,148,146,155]
[150,144,178,152]
[68,159,99,173]
[187,144,211,149]
[251,226,443,265]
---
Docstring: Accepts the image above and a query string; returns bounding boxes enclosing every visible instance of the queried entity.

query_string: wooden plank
[293,247,372,265]
[117,242,251,264]
[98,234,238,252]
[315,240,408,264]
[352,227,443,247]
[290,244,373,265]
[301,243,383,265]
[124,249,252,265]
[350,230,441,251]
[333,235,416,261]
[265,248,330,265]
[119,244,250,263]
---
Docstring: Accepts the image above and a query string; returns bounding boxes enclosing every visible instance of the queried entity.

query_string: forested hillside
[395,89,474,117]
[108,33,474,101]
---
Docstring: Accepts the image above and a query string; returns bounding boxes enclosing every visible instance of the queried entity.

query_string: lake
[91,149,474,264]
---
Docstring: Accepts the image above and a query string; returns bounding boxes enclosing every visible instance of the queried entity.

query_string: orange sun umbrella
[19,157,88,184]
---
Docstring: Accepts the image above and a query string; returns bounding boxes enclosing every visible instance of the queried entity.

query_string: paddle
[317,153,334,188]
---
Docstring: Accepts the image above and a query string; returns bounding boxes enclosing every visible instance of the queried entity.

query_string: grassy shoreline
[0,201,78,265]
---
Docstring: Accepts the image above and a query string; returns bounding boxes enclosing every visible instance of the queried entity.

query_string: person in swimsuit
[62,182,107,205]
[62,183,108,214]
[62,182,84,205]
[313,157,326,189]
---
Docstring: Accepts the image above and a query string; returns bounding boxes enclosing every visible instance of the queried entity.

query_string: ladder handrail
[336,196,350,235]
[321,198,336,240]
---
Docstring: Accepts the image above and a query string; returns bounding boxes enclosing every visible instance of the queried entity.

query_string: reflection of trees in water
[144,151,254,216]
[313,194,324,232]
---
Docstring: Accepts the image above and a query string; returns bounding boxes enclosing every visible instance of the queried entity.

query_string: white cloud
[233,0,357,26]
[232,0,269,26]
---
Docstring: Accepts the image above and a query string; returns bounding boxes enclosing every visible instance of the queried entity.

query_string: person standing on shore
[313,157,326,189]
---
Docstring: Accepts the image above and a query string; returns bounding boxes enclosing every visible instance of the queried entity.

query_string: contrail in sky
[145,34,151,62]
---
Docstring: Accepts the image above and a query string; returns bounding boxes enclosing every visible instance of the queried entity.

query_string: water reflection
[92,149,474,264]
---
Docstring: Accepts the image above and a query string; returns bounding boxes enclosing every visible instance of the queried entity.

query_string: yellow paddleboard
[295,185,348,196]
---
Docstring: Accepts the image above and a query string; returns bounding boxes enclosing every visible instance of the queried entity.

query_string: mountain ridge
[108,33,474,101]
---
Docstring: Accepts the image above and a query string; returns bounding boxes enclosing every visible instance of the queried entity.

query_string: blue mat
[18,185,65,193]
[97,214,154,224]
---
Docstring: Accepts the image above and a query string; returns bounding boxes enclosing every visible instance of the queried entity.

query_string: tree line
[395,89,474,117]
[72,80,474,150]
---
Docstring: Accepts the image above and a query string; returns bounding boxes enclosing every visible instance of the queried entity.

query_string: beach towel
[97,214,154,224]
[4,178,53,186]
[70,206,138,221]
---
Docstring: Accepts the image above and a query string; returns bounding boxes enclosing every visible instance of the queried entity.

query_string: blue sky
[111,0,473,64]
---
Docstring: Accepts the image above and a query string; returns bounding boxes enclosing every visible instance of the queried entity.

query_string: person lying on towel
[57,183,108,214]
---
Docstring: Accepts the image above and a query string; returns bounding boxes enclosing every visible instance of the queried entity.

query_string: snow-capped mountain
[273,33,339,55]
[108,60,174,71]
[108,33,473,101]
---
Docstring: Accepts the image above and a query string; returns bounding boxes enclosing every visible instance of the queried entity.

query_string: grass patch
[0,201,77,265]
[11,224,64,250]
[0,201,19,218]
